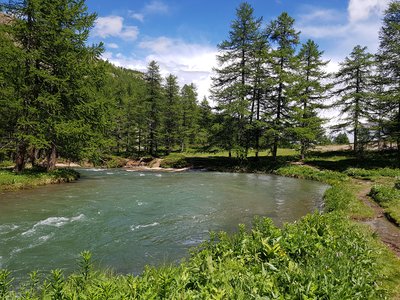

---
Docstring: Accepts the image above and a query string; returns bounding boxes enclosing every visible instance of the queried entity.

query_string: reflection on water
[0,169,328,280]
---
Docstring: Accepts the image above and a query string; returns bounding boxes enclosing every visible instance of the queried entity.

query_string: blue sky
[86,0,389,100]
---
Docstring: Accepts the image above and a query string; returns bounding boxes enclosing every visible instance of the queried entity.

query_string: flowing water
[0,169,328,281]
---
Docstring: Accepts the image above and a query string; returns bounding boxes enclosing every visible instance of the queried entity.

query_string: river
[0,169,328,281]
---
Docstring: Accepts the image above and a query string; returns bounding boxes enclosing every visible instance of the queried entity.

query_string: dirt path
[353,179,400,256]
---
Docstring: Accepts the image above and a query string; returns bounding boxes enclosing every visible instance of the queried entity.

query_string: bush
[370,184,400,225]
[345,168,400,179]
[160,154,189,168]
[103,155,127,168]
[275,165,348,185]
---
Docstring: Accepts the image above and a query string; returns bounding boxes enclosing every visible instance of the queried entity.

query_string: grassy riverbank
[0,168,80,191]
[1,150,400,298]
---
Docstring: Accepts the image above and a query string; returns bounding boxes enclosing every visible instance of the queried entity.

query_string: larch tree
[377,0,400,155]
[211,2,262,158]
[197,96,214,148]
[144,60,164,156]
[163,74,181,154]
[266,12,300,160]
[4,0,106,171]
[290,39,330,159]
[180,83,198,152]
[333,45,375,153]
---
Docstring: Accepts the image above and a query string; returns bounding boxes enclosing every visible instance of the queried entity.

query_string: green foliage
[345,167,400,179]
[160,154,189,168]
[333,45,375,153]
[377,1,400,153]
[333,132,350,144]
[323,185,355,212]
[101,155,127,168]
[275,165,348,185]
[0,168,79,191]
[289,39,330,159]
[0,270,13,298]
[370,184,400,225]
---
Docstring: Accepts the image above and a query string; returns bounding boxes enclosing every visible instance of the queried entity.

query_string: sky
[86,0,390,102]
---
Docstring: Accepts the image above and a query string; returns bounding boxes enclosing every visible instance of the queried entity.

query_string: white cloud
[130,12,144,22]
[144,1,169,14]
[103,37,217,101]
[298,0,389,59]
[348,0,389,23]
[93,16,139,41]
[106,43,119,49]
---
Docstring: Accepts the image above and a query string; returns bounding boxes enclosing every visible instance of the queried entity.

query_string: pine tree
[197,97,214,148]
[377,0,400,154]
[290,39,330,159]
[163,74,181,154]
[211,2,262,158]
[0,12,22,162]
[145,60,163,156]
[180,84,198,152]
[248,31,269,158]
[3,0,106,171]
[266,12,300,160]
[333,45,374,153]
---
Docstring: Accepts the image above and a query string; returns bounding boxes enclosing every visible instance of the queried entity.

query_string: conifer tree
[211,2,262,158]
[197,97,214,148]
[377,0,400,154]
[333,45,374,153]
[180,84,198,152]
[163,74,181,154]
[266,12,300,160]
[4,0,105,171]
[145,60,163,156]
[291,39,330,159]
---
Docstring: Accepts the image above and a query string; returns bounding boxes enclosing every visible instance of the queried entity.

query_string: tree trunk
[15,143,27,173]
[46,143,57,171]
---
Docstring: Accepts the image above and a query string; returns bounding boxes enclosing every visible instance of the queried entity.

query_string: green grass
[0,168,80,191]
[370,183,400,226]
[181,148,297,158]
[345,167,400,180]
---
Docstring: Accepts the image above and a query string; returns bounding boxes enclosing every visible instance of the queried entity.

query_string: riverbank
[1,150,400,298]
[0,168,80,191]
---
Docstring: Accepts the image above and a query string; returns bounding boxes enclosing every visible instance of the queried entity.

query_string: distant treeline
[0,1,399,171]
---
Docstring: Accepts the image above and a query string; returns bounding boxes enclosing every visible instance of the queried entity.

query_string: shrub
[160,154,189,168]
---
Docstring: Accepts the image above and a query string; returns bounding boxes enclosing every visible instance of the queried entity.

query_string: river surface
[0,169,328,281]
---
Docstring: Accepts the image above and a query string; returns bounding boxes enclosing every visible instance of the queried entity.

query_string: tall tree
[290,39,330,159]
[3,0,105,171]
[144,60,163,156]
[333,45,374,153]
[211,2,262,158]
[248,31,269,158]
[0,12,21,162]
[180,83,198,152]
[197,96,214,148]
[163,74,181,154]
[266,12,300,160]
[377,0,400,154]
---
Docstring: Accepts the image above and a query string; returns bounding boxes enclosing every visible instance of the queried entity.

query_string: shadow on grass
[306,150,399,172]
[185,155,298,172]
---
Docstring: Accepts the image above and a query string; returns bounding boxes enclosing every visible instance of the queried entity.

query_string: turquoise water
[0,169,327,281]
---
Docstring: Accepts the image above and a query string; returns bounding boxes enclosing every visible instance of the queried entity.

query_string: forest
[0,1,399,172]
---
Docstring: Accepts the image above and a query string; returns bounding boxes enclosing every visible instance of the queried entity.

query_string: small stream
[0,169,328,281]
